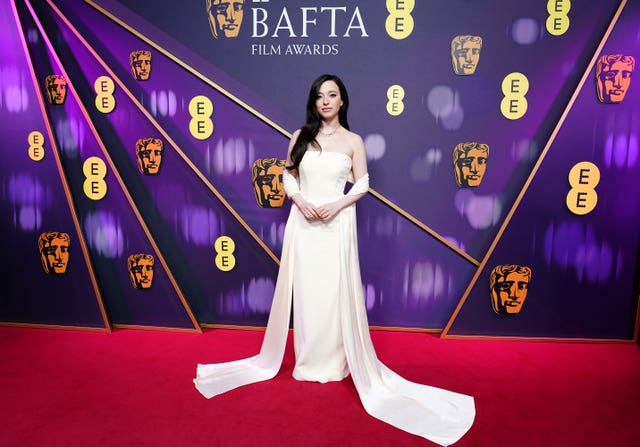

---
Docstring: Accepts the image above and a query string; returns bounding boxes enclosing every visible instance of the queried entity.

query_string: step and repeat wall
[1,0,638,339]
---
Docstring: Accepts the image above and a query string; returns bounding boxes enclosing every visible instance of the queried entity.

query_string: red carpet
[1,326,639,447]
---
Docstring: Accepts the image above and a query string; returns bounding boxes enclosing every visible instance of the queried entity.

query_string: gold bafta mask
[252,158,285,208]
[130,50,152,81]
[45,75,67,105]
[453,142,489,187]
[128,254,155,289]
[207,0,244,39]
[489,265,532,315]
[38,232,70,275]
[596,54,635,104]
[135,138,164,175]
[451,35,482,75]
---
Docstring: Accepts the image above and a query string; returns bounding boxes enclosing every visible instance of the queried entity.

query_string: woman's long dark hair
[287,74,350,171]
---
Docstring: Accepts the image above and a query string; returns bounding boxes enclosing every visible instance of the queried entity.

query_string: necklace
[319,125,340,137]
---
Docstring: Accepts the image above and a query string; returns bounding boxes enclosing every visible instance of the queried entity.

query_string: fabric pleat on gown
[195,151,475,446]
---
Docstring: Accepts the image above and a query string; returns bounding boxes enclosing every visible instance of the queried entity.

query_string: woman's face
[315,80,342,121]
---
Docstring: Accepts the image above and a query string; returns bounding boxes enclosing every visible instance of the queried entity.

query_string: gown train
[195,151,475,446]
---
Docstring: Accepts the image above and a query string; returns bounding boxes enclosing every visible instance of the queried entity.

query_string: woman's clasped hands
[293,196,342,222]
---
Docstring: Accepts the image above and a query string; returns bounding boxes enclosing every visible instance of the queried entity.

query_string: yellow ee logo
[546,0,570,36]
[189,95,214,140]
[214,235,236,271]
[28,131,45,161]
[386,85,405,116]
[82,156,107,200]
[500,72,529,120]
[566,161,599,215]
[94,76,116,113]
[385,0,414,40]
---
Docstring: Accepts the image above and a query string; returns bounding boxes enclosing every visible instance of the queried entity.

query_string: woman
[194,74,475,446]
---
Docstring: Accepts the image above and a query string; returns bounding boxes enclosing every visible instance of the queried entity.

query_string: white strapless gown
[195,151,475,446]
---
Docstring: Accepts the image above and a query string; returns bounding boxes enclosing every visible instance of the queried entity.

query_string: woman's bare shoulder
[343,129,364,144]
[343,129,365,153]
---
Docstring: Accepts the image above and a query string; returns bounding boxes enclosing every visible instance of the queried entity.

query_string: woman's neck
[319,118,340,133]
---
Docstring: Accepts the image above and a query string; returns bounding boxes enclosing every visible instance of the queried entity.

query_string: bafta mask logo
[596,54,635,104]
[252,158,285,208]
[207,0,244,39]
[130,50,152,81]
[453,142,489,187]
[38,232,70,275]
[45,75,67,105]
[489,265,532,315]
[128,254,155,289]
[135,138,164,175]
[451,35,482,75]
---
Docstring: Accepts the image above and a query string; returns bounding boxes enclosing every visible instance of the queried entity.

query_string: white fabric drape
[195,163,474,446]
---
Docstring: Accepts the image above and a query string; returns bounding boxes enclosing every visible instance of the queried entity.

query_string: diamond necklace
[319,125,339,137]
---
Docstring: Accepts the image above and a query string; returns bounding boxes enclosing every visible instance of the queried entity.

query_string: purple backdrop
[1,0,638,338]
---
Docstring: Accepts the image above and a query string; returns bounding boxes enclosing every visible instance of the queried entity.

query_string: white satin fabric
[195,151,475,446]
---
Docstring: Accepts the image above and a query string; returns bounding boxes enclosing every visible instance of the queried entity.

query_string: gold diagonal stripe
[84,0,289,136]
[441,0,629,337]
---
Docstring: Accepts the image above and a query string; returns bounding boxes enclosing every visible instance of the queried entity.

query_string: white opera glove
[346,173,369,196]
[282,168,301,198]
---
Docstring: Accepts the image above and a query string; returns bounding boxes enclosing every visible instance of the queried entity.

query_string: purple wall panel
[448,0,640,338]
